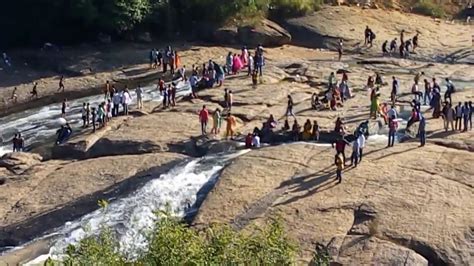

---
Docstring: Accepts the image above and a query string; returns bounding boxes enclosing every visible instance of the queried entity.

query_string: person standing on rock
[364,26,371,46]
[81,103,87,128]
[382,40,388,56]
[455,102,463,131]
[350,137,360,167]
[423,79,432,105]
[335,152,344,184]
[337,39,343,61]
[357,133,366,163]
[462,102,470,132]
[444,78,455,105]
[61,98,67,118]
[391,76,399,105]
[247,53,254,76]
[442,102,455,131]
[469,101,473,130]
[254,51,264,77]
[418,115,426,147]
[333,134,348,165]
[189,72,200,99]
[199,105,209,135]
[228,90,234,111]
[387,115,398,148]
[226,52,233,75]
[135,84,143,109]
[312,120,320,141]
[58,75,65,93]
[211,108,222,135]
[390,38,397,55]
[413,33,419,52]
[122,88,131,115]
[400,30,405,45]
[104,80,110,99]
[226,113,237,140]
[285,95,296,119]
[30,82,38,99]
[91,107,97,133]
[112,91,121,117]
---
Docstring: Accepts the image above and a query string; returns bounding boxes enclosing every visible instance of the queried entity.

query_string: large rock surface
[0,152,186,246]
[0,152,43,174]
[194,143,474,264]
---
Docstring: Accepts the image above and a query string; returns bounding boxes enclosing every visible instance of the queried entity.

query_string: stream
[4,151,248,265]
[0,80,191,156]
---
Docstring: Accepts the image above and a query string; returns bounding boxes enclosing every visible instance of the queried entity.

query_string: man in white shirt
[357,133,366,163]
[252,134,261,148]
[122,89,132,115]
[135,85,143,109]
[387,105,398,120]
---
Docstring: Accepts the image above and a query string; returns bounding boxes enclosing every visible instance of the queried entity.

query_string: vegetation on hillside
[0,0,321,48]
[412,0,446,18]
[44,203,299,265]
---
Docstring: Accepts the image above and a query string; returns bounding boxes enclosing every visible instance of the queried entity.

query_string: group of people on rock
[149,46,181,74]
[198,105,237,139]
[12,133,25,151]
[226,45,265,78]
[382,30,419,58]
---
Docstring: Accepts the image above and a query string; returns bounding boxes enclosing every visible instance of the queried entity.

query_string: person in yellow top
[335,153,344,184]
[226,113,237,140]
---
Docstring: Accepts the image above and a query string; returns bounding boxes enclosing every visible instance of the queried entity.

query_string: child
[335,153,344,183]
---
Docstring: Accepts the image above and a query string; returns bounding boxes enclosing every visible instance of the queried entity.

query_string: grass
[412,0,446,18]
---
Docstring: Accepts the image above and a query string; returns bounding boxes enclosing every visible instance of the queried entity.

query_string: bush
[269,0,323,18]
[413,0,446,18]
[58,212,298,265]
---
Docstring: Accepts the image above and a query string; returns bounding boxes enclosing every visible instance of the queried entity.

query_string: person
[411,82,422,101]
[390,38,397,54]
[31,82,38,99]
[85,102,91,127]
[122,89,131,115]
[226,52,233,74]
[400,29,405,45]
[414,72,424,85]
[382,40,389,55]
[109,84,116,99]
[357,132,366,163]
[97,102,106,128]
[226,113,237,140]
[90,107,97,132]
[337,39,343,61]
[455,102,463,131]
[423,79,432,105]
[413,33,419,51]
[2,52,11,67]
[367,76,375,89]
[350,138,360,167]
[418,115,426,147]
[462,102,470,132]
[399,42,405,58]
[356,120,370,138]
[445,78,455,104]
[302,119,312,140]
[328,72,336,88]
[375,73,383,85]
[442,102,455,131]
[469,101,473,130]
[255,51,264,76]
[57,123,72,144]
[252,69,258,86]
[112,92,121,116]
[135,85,143,109]
[368,28,375,47]
[211,108,222,134]
[214,63,225,87]
[11,87,18,103]
[189,72,199,99]
[282,119,290,131]
[333,135,348,165]
[391,76,399,105]
[162,86,168,108]
[335,152,344,184]
[285,95,296,119]
[104,80,110,99]
[12,134,18,152]
[387,105,398,120]
[106,99,112,122]
[334,117,344,133]
[247,54,254,76]
[16,133,24,151]
[245,133,253,148]
[370,87,381,119]
[80,103,87,127]
[364,26,371,46]
[232,53,243,74]
[311,93,321,110]
[431,88,442,118]
[387,115,398,147]
[291,120,300,141]
[312,121,320,141]
[61,99,67,118]
[405,40,412,54]
[199,105,209,135]
[252,133,261,148]
[58,75,65,93]
[170,84,176,107]
[432,77,441,92]
[150,49,157,68]
[228,90,234,111]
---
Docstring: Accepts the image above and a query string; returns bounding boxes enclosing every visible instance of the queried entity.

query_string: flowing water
[0,81,191,156]
[3,151,248,265]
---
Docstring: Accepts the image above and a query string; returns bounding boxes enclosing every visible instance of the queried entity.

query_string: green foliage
[413,0,446,18]
[310,243,330,266]
[57,213,297,265]
[269,0,323,18]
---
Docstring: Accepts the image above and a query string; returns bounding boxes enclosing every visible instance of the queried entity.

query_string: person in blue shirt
[418,115,426,147]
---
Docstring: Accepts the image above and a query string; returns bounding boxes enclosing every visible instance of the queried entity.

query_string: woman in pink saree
[232,53,243,74]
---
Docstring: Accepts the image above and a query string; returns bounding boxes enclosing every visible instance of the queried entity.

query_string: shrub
[269,0,323,18]
[413,0,446,18]
[57,212,298,265]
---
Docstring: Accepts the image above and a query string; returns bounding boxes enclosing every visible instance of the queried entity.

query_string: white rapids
[18,150,248,265]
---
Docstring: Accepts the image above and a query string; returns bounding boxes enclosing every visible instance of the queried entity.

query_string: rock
[0,152,42,174]
[136,32,152,43]
[213,27,238,45]
[194,143,474,264]
[237,19,291,47]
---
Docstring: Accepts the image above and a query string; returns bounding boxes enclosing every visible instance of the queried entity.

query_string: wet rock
[0,152,42,175]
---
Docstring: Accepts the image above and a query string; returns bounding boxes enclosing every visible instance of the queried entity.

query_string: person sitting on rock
[266,114,277,129]
[302,119,312,141]
[311,93,322,110]
[291,120,300,141]
[245,133,253,149]
[252,133,261,148]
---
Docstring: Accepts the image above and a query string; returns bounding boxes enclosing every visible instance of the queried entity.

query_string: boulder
[237,19,291,47]
[0,152,43,174]
[213,27,239,45]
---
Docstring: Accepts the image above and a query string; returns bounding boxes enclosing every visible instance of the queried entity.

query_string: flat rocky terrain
[1,5,473,265]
